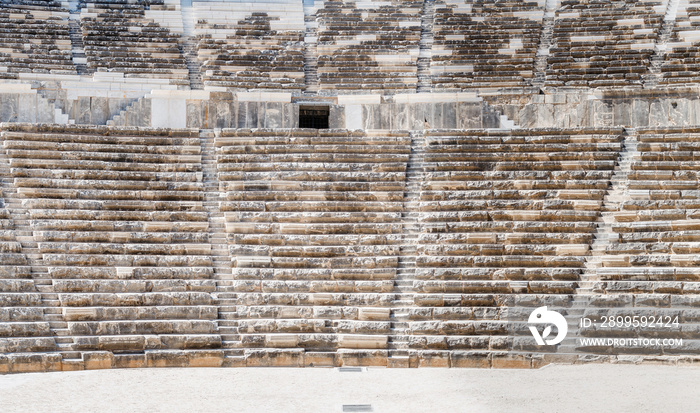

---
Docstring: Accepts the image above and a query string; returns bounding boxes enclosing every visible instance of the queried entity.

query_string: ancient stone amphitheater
[0,0,699,374]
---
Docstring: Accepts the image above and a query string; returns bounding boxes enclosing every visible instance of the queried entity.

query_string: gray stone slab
[329,105,344,129]
[264,103,282,129]
[213,100,229,129]
[187,101,202,129]
[443,102,457,129]
[0,94,19,122]
[77,97,92,124]
[631,99,649,127]
[17,94,37,123]
[91,97,110,125]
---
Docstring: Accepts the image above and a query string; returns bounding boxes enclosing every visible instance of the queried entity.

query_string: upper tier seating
[193,1,305,91]
[431,0,544,90]
[1,124,220,355]
[0,1,76,79]
[546,0,664,88]
[79,0,188,85]
[316,0,422,93]
[660,1,700,85]
[0,189,56,354]
[216,129,410,361]
[413,128,623,352]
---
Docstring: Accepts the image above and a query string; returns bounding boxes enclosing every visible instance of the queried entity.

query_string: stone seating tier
[1,124,219,355]
[3,124,700,368]
[545,0,663,87]
[194,4,305,91]
[415,129,624,322]
[215,128,408,352]
[0,4,75,76]
[431,0,544,89]
[660,1,700,83]
[594,127,700,348]
[79,0,187,82]
[315,0,422,93]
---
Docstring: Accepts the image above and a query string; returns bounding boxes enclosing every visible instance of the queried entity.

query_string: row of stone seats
[1,123,220,356]
[193,1,305,91]
[432,0,544,90]
[316,0,422,93]
[413,128,623,351]
[0,187,56,354]
[579,128,700,352]
[79,0,188,85]
[0,1,76,78]
[598,127,700,287]
[660,0,700,84]
[215,128,410,354]
[546,0,664,87]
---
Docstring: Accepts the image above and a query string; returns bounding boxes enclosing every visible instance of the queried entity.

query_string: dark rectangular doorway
[299,105,329,129]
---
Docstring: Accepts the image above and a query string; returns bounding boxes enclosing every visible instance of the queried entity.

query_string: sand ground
[0,364,698,412]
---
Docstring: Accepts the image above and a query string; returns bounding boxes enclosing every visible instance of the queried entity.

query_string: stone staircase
[106,97,145,127]
[581,128,637,292]
[199,130,233,281]
[303,13,319,94]
[35,90,71,125]
[68,17,88,75]
[644,0,682,88]
[389,131,426,361]
[0,143,75,359]
[199,130,242,366]
[183,43,204,90]
[181,1,203,90]
[556,128,638,356]
[416,0,435,93]
[531,0,559,88]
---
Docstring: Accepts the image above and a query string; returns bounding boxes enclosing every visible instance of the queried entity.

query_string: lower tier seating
[0,124,697,368]
[585,127,700,354]
[0,189,56,354]
[412,128,624,356]
[1,124,220,357]
[215,128,410,361]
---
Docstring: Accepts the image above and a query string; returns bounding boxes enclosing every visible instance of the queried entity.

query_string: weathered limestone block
[0,337,55,353]
[338,334,387,349]
[145,350,189,368]
[245,348,304,367]
[337,349,388,367]
[112,354,147,369]
[7,353,62,373]
[265,334,299,348]
[98,335,146,352]
[358,308,390,321]
[63,307,98,321]
[83,351,114,370]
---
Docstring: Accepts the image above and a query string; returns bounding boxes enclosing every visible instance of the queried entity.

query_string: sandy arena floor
[0,364,698,412]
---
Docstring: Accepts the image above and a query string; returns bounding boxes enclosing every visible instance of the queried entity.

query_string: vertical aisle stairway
[560,128,639,356]
[531,0,559,88]
[389,131,426,365]
[181,0,203,90]
[199,130,243,366]
[416,0,435,93]
[645,0,682,87]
